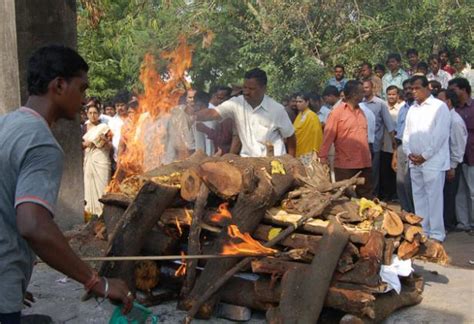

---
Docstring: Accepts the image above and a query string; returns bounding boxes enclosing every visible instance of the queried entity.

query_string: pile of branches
[68,151,449,323]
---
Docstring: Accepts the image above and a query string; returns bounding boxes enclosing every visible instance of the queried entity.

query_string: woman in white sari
[82,104,112,217]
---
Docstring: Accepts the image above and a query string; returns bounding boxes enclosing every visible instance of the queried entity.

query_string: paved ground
[23,231,473,323]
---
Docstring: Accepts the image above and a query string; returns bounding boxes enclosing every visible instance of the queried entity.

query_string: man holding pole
[0,45,133,323]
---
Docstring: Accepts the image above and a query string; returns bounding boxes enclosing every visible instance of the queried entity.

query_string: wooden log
[361,275,424,323]
[382,210,404,236]
[335,257,381,287]
[198,161,243,199]
[279,220,349,323]
[181,166,296,318]
[325,198,362,223]
[264,208,370,244]
[98,181,179,291]
[325,287,376,319]
[251,257,308,276]
[383,238,396,265]
[399,211,423,225]
[337,242,360,273]
[359,230,385,263]
[416,239,450,265]
[403,224,423,243]
[180,168,202,202]
[101,204,126,241]
[181,184,209,298]
[184,173,364,322]
[398,237,421,260]
[223,278,377,319]
[253,225,322,254]
[99,193,133,208]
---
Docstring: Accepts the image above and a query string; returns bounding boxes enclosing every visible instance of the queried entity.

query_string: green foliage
[78,0,474,101]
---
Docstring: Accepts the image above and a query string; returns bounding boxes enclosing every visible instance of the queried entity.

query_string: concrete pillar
[0,0,83,229]
[0,0,21,113]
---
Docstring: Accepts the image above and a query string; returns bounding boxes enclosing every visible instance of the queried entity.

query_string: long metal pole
[38,253,275,263]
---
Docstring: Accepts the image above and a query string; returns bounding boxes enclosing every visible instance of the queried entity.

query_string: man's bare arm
[195,108,222,121]
[17,203,133,311]
[230,135,242,155]
[286,134,296,157]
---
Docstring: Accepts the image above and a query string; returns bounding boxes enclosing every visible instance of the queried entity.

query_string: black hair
[439,49,450,57]
[386,85,401,94]
[361,62,372,69]
[445,89,460,107]
[308,92,321,101]
[334,64,345,72]
[295,92,310,102]
[114,90,130,106]
[448,77,472,95]
[386,53,402,63]
[213,85,232,98]
[374,63,386,73]
[416,61,429,71]
[128,99,139,109]
[104,101,115,109]
[402,79,412,87]
[194,90,210,108]
[410,75,429,87]
[406,48,418,57]
[322,85,340,97]
[27,45,88,96]
[428,54,439,62]
[344,80,363,99]
[86,97,101,108]
[244,68,267,87]
[86,105,100,113]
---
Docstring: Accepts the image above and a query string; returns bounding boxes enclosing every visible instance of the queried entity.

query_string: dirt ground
[22,229,473,323]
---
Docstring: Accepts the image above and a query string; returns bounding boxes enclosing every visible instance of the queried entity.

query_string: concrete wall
[0,0,83,229]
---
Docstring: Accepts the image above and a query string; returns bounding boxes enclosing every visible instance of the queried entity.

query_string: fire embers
[135,260,160,292]
[209,202,232,224]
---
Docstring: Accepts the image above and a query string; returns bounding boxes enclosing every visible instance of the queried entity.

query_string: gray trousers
[396,145,414,212]
[455,163,474,229]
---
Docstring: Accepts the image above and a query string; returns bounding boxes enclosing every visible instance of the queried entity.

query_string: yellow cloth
[293,108,323,157]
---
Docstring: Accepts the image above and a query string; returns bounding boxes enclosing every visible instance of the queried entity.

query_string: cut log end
[382,211,404,236]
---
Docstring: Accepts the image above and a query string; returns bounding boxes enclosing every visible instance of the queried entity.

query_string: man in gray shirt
[0,45,132,322]
[362,80,397,197]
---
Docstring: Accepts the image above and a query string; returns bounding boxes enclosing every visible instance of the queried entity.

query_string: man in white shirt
[194,68,296,157]
[108,94,129,163]
[403,75,451,242]
[427,55,452,89]
[437,89,468,231]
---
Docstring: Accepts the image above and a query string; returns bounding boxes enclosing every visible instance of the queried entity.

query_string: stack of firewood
[68,151,449,323]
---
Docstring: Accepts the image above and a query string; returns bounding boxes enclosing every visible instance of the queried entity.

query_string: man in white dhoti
[402,75,451,242]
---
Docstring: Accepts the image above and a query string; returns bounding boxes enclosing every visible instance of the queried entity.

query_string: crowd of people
[81,49,473,244]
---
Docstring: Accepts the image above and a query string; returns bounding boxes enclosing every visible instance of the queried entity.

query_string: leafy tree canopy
[78,0,473,100]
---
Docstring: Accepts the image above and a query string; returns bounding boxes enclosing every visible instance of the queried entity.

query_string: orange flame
[184,209,192,225]
[107,38,194,192]
[175,216,183,236]
[221,225,277,255]
[209,203,232,223]
[174,251,187,277]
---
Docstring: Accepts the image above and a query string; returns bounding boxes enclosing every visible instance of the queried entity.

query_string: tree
[78,0,473,100]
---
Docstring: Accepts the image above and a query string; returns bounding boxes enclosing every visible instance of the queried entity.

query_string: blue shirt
[382,69,409,99]
[362,96,395,152]
[396,101,413,141]
[326,77,348,92]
